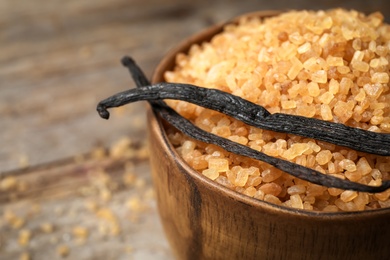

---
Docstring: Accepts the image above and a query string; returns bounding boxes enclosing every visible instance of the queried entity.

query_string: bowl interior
[150,10,390,218]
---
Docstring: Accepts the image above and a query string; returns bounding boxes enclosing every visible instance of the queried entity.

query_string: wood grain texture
[1,1,390,259]
[1,0,389,172]
[0,151,173,260]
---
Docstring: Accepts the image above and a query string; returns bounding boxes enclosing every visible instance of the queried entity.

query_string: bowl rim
[150,10,390,218]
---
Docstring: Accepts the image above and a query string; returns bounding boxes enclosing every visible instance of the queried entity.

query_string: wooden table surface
[1,1,389,259]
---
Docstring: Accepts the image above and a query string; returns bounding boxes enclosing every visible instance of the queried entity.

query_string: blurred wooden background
[1,0,389,172]
[0,0,389,259]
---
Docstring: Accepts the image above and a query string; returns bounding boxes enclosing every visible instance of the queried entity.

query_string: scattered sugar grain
[340,190,358,202]
[253,189,265,200]
[320,104,333,121]
[40,223,54,233]
[328,79,339,94]
[339,159,357,172]
[134,178,146,189]
[215,176,234,189]
[337,65,351,74]
[208,158,229,172]
[109,137,132,159]
[247,176,262,186]
[335,199,358,211]
[326,56,344,66]
[72,226,89,240]
[124,245,134,254]
[364,83,383,99]
[281,100,297,109]
[328,187,343,196]
[315,150,332,165]
[378,199,390,207]
[353,193,370,210]
[264,194,282,205]
[202,168,219,180]
[243,186,257,197]
[311,70,327,83]
[234,168,250,187]
[322,205,339,212]
[352,61,370,72]
[126,197,146,212]
[318,91,334,104]
[18,229,32,247]
[287,185,306,195]
[19,252,30,260]
[18,154,30,169]
[261,168,282,182]
[228,135,248,145]
[123,172,137,187]
[303,202,314,210]
[297,42,311,54]
[0,176,18,191]
[307,82,320,97]
[306,184,327,197]
[287,57,303,79]
[282,143,311,160]
[290,194,304,209]
[259,183,282,196]
[344,170,362,182]
[57,245,70,258]
[374,189,390,201]
[99,189,112,202]
[371,169,383,180]
[91,147,106,160]
[96,208,121,236]
[3,210,25,229]
[372,72,389,84]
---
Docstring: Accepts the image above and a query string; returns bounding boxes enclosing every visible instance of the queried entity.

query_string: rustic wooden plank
[0,1,389,259]
[1,0,389,172]
[0,148,174,260]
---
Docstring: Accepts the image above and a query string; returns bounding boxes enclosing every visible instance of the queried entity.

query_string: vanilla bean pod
[96,56,390,193]
[97,83,390,156]
[152,102,390,193]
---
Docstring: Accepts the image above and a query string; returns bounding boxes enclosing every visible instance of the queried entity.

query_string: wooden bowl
[147,11,390,260]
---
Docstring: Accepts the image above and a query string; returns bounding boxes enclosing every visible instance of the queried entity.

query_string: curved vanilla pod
[96,56,390,193]
[97,83,390,156]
